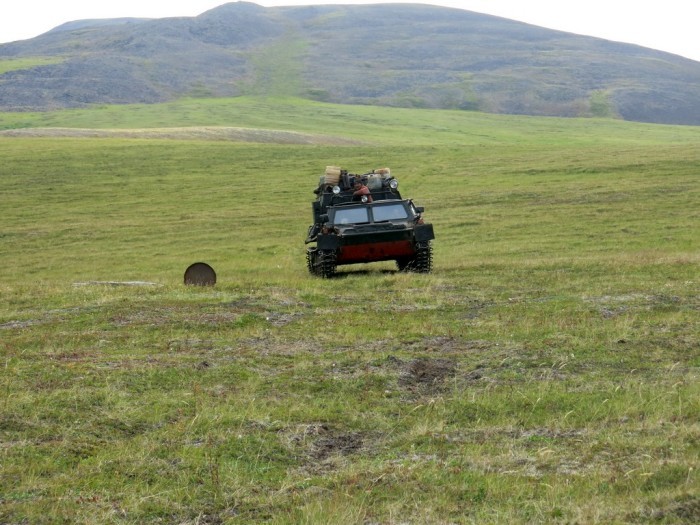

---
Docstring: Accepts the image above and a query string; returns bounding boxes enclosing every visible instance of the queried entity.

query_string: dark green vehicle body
[305,168,434,277]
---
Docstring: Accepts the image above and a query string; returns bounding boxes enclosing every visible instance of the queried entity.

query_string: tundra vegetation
[1,97,698,523]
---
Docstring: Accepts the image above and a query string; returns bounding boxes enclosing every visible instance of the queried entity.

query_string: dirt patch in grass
[282,424,367,472]
[109,306,246,328]
[235,337,321,357]
[310,431,364,461]
[0,126,363,145]
[634,495,700,523]
[0,319,43,330]
[443,427,586,447]
[666,497,700,522]
[398,357,457,392]
[403,336,501,356]
[264,312,305,327]
[405,335,463,353]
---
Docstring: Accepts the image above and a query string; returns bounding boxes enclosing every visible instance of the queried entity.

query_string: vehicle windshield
[333,207,369,225]
[372,203,409,222]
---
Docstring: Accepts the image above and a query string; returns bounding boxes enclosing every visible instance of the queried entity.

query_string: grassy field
[1,97,699,524]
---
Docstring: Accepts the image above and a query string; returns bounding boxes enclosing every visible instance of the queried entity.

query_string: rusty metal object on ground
[184,262,216,286]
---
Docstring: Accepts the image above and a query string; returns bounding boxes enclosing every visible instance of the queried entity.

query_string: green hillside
[2,96,699,146]
[1,99,698,523]
[2,2,700,124]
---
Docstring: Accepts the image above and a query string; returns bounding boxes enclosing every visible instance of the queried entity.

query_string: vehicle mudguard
[414,223,435,242]
[312,201,322,222]
[317,234,341,251]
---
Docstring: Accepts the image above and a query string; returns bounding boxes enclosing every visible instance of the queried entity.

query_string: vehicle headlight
[332,185,341,194]
[389,179,399,189]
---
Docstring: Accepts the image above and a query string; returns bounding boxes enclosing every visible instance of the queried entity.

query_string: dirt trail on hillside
[0,126,362,145]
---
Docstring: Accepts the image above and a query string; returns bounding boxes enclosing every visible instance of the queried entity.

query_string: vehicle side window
[333,208,370,224]
[372,204,409,222]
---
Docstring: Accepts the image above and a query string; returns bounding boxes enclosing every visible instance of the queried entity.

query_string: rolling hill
[1,1,699,125]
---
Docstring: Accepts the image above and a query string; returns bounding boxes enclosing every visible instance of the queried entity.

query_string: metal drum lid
[184,262,216,286]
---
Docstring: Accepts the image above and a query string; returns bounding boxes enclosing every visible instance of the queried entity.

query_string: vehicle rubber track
[307,248,337,278]
[413,241,433,273]
[306,249,315,274]
[318,250,337,278]
[396,241,432,273]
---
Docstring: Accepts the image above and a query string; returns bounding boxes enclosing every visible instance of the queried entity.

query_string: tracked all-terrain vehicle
[305,166,434,277]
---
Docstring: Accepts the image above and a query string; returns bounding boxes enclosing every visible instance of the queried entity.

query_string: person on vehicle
[353,178,373,202]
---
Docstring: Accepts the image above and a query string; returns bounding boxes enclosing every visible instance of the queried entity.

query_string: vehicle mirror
[415,206,424,213]
[319,214,329,223]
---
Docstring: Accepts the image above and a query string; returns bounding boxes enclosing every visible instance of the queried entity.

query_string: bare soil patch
[281,423,367,474]
[641,496,700,523]
[398,357,457,392]
[0,126,362,145]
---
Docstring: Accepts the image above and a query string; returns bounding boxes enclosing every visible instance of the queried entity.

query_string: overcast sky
[1,0,698,62]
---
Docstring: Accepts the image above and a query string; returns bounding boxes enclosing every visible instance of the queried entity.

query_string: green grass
[240,35,309,98]
[1,98,699,524]
[3,95,700,146]
[0,57,64,75]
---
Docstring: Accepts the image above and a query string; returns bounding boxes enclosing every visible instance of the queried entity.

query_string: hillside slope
[1,1,699,124]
